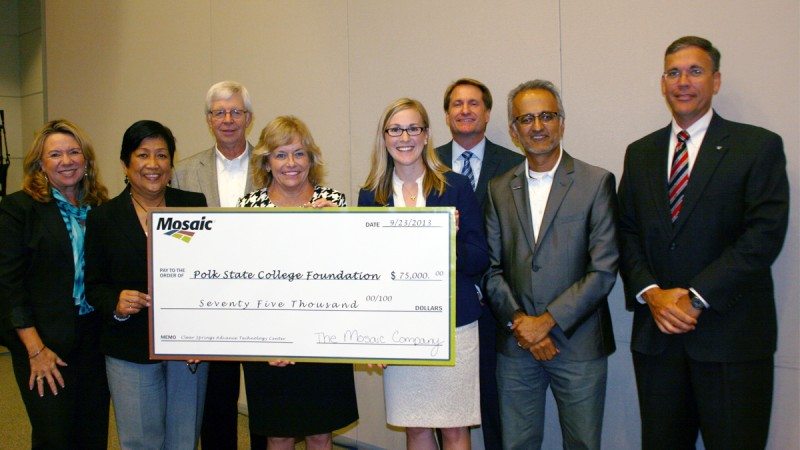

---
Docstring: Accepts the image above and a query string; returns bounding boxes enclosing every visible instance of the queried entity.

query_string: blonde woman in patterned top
[238,116,343,208]
[238,115,357,450]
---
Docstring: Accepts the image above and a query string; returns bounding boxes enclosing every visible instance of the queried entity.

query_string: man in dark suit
[485,80,617,449]
[172,81,264,450]
[618,36,789,450]
[436,78,523,450]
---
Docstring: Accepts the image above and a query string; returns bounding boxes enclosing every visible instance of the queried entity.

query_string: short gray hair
[507,79,565,126]
[205,80,252,113]
[666,36,721,73]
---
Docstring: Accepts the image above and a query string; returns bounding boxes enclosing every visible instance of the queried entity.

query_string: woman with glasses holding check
[358,98,489,450]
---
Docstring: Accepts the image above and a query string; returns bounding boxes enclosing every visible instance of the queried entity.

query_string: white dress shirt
[666,108,713,180]
[451,138,486,183]
[391,172,425,207]
[526,149,562,242]
[215,146,250,207]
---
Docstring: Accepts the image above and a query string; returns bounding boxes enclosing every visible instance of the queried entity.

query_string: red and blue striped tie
[668,130,690,223]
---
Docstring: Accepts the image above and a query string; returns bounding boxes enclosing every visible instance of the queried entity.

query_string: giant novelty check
[148,208,455,365]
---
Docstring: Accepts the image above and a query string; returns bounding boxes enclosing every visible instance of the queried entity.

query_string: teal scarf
[52,188,93,315]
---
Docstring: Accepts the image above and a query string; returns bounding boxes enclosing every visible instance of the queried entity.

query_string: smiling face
[268,135,312,192]
[510,89,564,165]
[661,46,721,129]
[206,93,251,153]
[40,133,86,199]
[446,84,490,142]
[384,108,428,172]
[124,137,172,199]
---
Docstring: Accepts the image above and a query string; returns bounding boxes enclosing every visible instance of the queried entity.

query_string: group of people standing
[0,35,788,450]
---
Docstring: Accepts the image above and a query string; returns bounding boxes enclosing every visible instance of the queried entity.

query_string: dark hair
[120,120,177,166]
[443,78,493,111]
[666,36,721,72]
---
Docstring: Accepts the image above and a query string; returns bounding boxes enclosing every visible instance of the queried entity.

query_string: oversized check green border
[147,207,456,365]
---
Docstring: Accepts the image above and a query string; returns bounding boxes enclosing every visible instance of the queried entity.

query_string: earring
[124,176,129,184]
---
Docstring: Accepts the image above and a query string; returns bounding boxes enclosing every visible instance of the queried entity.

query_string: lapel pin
[716,146,723,150]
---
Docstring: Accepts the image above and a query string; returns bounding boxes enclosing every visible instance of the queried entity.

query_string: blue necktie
[461,151,476,191]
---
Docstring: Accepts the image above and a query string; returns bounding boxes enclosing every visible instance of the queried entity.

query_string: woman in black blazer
[0,119,110,449]
[358,98,489,450]
[85,120,208,449]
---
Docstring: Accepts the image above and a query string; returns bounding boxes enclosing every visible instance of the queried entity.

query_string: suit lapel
[673,113,729,233]
[536,151,574,249]
[439,142,454,166]
[645,126,675,234]
[244,142,255,195]
[37,201,74,262]
[425,185,443,207]
[509,166,536,254]
[198,148,220,206]
[476,140,502,202]
[114,187,148,258]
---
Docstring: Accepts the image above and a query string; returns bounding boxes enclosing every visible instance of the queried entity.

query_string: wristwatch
[689,290,706,310]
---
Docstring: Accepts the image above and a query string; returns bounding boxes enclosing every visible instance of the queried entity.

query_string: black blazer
[358,171,489,326]
[85,186,206,363]
[435,138,524,206]
[0,191,87,356]
[618,112,789,362]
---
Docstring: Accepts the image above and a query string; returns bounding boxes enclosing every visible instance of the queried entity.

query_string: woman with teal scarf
[0,119,110,449]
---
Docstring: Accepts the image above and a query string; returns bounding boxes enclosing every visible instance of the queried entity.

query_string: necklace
[131,192,165,234]
[402,183,418,201]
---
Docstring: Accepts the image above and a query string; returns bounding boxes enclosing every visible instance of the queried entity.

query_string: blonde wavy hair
[250,116,325,189]
[362,98,448,205]
[22,119,108,205]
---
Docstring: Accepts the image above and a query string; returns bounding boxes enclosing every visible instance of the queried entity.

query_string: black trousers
[9,313,109,450]
[633,337,773,450]
[478,306,503,450]
[200,360,267,449]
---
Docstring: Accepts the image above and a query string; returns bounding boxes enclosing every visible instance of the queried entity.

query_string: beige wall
[43,1,799,448]
[0,0,44,195]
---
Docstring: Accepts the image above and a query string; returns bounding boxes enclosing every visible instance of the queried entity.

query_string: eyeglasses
[513,112,560,126]
[384,126,426,137]
[663,67,708,82]
[208,109,248,120]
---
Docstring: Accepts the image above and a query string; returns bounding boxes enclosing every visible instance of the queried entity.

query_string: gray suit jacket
[171,143,256,207]
[484,151,617,359]
[436,138,523,206]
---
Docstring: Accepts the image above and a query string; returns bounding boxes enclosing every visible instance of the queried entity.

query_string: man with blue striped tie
[436,78,523,450]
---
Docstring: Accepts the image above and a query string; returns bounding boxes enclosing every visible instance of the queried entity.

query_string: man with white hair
[172,80,263,449]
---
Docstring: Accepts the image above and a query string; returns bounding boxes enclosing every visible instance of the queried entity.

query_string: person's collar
[526,147,562,180]
[671,108,713,137]
[392,169,424,186]
[215,144,249,169]
[452,136,486,160]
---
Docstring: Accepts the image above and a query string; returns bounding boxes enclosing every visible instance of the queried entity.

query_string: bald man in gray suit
[484,80,617,449]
